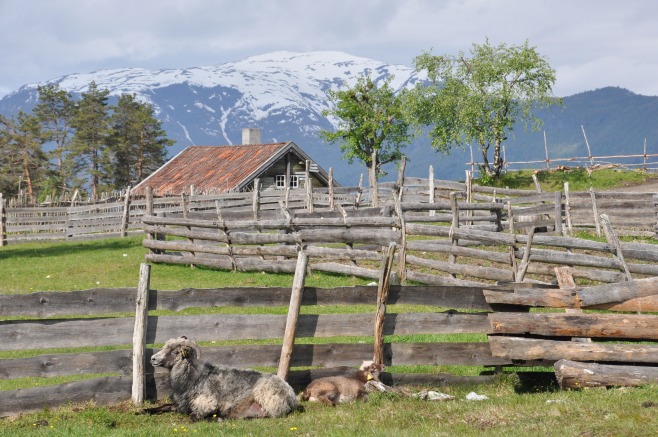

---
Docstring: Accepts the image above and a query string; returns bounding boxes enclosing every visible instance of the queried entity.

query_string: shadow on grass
[513,371,560,394]
[0,237,144,261]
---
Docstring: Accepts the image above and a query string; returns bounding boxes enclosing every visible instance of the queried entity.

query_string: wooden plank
[0,284,501,318]
[0,349,134,379]
[0,342,507,381]
[0,312,492,351]
[488,312,658,340]
[0,376,132,418]
[555,359,658,389]
[489,336,658,364]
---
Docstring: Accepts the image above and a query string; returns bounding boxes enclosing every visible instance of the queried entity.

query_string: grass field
[2,168,658,435]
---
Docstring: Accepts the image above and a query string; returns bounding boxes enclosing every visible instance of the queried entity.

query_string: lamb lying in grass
[301,361,385,406]
[149,336,298,421]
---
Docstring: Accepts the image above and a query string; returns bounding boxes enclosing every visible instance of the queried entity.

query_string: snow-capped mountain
[0,51,427,185]
[3,51,658,185]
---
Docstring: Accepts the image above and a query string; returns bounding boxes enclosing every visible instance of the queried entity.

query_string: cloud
[1,0,658,97]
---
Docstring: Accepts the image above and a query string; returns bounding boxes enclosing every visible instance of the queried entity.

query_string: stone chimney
[242,128,261,145]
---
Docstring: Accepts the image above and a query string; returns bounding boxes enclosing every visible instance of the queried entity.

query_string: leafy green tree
[69,82,111,201]
[107,94,173,189]
[0,112,49,202]
[33,84,76,193]
[320,74,413,205]
[410,39,561,178]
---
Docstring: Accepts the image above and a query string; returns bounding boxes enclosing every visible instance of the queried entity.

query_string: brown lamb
[301,361,385,406]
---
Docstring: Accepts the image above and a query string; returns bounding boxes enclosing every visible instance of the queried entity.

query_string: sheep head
[360,360,385,381]
[151,336,202,369]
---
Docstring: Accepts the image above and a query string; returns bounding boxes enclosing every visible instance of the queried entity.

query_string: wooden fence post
[328,168,335,211]
[252,178,261,220]
[132,263,150,406]
[374,242,396,366]
[395,191,407,282]
[428,166,435,217]
[516,227,535,282]
[0,193,5,247]
[120,186,131,238]
[554,191,563,235]
[277,250,309,381]
[448,192,460,278]
[355,173,364,208]
[465,170,472,225]
[600,214,632,281]
[507,201,518,276]
[590,187,602,238]
[563,182,573,236]
[396,156,406,203]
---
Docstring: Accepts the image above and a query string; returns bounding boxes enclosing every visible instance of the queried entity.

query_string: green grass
[2,171,658,434]
[0,235,371,294]
[3,382,658,436]
[475,167,658,191]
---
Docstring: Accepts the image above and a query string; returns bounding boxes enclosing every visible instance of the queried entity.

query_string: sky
[2,0,658,99]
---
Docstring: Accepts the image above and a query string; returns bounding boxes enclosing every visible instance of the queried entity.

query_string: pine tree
[108,94,173,189]
[33,84,76,194]
[69,82,111,201]
[0,112,49,203]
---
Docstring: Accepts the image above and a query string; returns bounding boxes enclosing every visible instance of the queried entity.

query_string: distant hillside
[1,51,657,185]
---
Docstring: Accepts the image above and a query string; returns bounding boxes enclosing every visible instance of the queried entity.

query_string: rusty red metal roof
[132,142,290,196]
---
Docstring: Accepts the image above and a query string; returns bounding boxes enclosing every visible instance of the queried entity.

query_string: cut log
[488,312,658,340]
[555,359,658,389]
[483,276,658,309]
[489,336,658,364]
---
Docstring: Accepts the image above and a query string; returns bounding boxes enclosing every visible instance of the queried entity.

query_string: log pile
[485,273,658,389]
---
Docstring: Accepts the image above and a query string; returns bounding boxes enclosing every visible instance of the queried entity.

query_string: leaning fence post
[600,214,632,281]
[590,187,601,238]
[374,242,396,366]
[132,263,151,406]
[277,249,309,381]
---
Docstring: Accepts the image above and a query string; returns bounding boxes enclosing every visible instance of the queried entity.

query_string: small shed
[132,129,335,196]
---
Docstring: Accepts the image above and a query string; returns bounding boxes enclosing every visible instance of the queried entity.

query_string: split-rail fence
[2,171,658,246]
[2,263,658,417]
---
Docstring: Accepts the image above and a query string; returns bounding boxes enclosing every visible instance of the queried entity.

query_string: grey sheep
[150,336,298,421]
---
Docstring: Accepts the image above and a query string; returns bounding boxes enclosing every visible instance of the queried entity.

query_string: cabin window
[276,175,299,189]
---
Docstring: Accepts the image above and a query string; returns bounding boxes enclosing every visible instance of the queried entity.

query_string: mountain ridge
[1,51,657,185]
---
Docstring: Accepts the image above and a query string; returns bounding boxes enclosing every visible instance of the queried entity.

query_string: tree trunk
[479,141,491,175]
[369,149,379,207]
[492,141,503,177]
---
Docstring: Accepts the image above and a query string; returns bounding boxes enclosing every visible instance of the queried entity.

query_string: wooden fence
[0,277,517,417]
[3,171,658,246]
[3,264,658,416]
[141,194,658,287]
